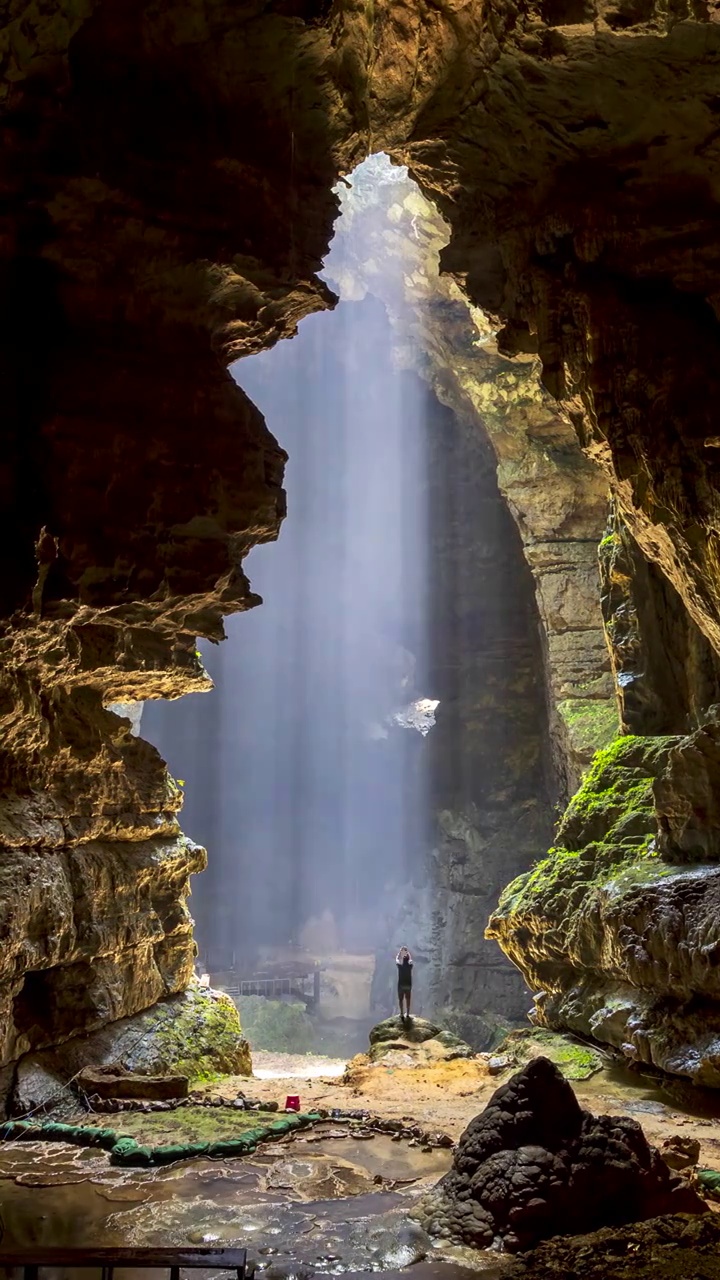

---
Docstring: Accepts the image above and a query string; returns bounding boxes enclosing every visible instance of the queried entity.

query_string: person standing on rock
[396,946,413,1019]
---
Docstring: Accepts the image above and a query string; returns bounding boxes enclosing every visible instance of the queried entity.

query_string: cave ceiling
[2,0,720,1086]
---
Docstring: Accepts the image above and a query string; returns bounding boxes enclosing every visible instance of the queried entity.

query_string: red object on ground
[285,1095,301,1112]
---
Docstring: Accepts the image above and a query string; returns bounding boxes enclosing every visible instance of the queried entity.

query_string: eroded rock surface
[5,0,720,1079]
[368,1016,474,1063]
[504,1215,720,1280]
[9,984,251,1117]
[488,736,720,1084]
[418,1057,704,1253]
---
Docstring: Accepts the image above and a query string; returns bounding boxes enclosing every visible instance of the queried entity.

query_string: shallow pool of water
[0,1131,476,1280]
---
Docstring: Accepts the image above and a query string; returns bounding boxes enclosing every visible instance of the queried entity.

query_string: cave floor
[231,1051,720,1174]
[2,1052,720,1280]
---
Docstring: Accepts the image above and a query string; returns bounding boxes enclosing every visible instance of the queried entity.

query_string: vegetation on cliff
[492,735,676,924]
[151,986,251,1082]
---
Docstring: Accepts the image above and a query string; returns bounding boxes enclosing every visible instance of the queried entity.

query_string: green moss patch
[496,736,679,920]
[94,1105,276,1148]
[0,1112,324,1168]
[557,698,619,756]
[500,1028,605,1080]
[150,987,251,1083]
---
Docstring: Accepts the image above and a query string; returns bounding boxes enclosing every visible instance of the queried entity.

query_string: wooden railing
[0,1247,255,1280]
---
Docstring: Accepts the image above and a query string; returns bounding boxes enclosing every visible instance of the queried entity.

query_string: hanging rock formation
[3,0,720,1085]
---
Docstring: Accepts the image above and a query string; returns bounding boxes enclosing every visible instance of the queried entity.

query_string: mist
[143,156,437,976]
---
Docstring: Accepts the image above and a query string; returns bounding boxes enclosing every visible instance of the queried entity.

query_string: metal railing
[0,1247,255,1280]
[222,969,321,1008]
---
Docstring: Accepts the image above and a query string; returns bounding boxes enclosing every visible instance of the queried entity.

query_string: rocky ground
[211,1044,720,1176]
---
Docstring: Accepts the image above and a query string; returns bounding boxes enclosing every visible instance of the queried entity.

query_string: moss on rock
[499,1028,605,1081]
[149,985,251,1082]
[494,736,676,924]
[556,698,619,757]
[486,735,720,1085]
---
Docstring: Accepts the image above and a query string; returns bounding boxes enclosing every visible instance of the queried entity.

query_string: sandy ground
[210,1050,720,1171]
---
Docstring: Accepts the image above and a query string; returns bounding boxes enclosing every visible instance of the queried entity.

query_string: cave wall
[420,386,556,1035]
[327,161,617,797]
[600,503,720,737]
[4,0,720,1080]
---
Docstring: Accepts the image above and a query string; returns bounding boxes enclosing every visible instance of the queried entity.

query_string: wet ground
[2,1051,720,1280]
[0,1125,495,1280]
[246,1051,720,1166]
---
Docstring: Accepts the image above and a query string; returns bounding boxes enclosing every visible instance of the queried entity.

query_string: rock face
[367,1016,474,1063]
[327,158,616,796]
[419,1057,704,1253]
[9,984,251,1117]
[488,735,720,1085]
[5,0,720,1082]
[599,505,720,737]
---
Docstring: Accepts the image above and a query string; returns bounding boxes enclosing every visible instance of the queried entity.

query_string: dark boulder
[421,1057,705,1252]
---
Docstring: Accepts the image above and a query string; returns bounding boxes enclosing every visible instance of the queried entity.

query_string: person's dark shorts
[398,982,412,997]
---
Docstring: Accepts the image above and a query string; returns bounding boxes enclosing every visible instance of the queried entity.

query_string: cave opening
[142,154,554,1056]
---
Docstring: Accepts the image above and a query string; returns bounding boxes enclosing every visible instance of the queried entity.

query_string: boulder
[497,1028,605,1082]
[368,1017,474,1063]
[417,1057,705,1253]
[75,1065,188,1100]
[11,984,250,1114]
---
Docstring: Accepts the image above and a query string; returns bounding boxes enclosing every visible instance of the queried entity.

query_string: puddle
[579,1059,720,1121]
[0,1132,461,1279]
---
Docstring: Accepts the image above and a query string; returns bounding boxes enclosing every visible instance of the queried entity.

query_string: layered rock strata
[4,0,720,1079]
[600,505,720,736]
[327,157,616,795]
[488,733,720,1084]
[418,1057,703,1253]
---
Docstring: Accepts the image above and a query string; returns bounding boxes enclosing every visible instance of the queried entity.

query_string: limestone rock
[654,720,720,864]
[11,984,251,1114]
[599,507,720,737]
[1,832,206,1065]
[75,1065,189,1101]
[498,1028,605,1082]
[503,1215,720,1280]
[660,1135,701,1175]
[5,0,720,1083]
[419,1057,704,1253]
[489,736,720,1084]
[369,1016,474,1063]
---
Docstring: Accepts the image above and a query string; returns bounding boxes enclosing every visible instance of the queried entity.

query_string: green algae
[500,1028,605,1080]
[497,736,679,918]
[557,697,619,755]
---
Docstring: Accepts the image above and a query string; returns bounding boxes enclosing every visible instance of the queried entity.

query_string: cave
[4,0,720,1268]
